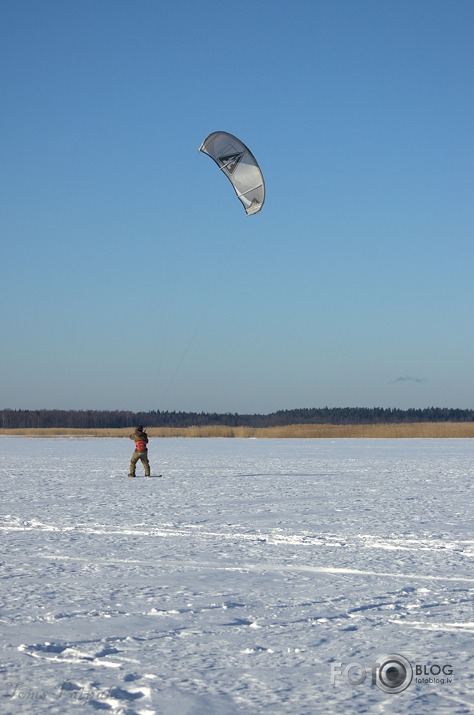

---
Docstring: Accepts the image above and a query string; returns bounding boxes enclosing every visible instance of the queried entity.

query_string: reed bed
[1,423,473,438]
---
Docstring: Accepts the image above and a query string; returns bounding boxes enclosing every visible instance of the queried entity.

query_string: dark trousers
[130,450,150,476]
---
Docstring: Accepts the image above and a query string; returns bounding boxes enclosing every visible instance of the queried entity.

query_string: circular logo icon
[373,653,413,693]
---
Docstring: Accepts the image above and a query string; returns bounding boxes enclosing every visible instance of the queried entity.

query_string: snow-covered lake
[0,437,473,714]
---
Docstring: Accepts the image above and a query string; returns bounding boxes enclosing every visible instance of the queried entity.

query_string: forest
[1,407,473,429]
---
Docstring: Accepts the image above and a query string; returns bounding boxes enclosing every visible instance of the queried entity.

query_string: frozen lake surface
[0,437,473,714]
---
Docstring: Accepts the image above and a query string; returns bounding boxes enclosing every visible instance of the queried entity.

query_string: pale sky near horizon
[1,0,473,414]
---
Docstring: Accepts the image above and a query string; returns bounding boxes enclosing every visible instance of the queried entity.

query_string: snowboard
[128,474,162,478]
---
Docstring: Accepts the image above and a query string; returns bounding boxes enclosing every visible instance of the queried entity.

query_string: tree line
[1,407,473,429]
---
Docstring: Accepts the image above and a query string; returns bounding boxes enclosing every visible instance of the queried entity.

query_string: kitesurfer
[128,425,151,477]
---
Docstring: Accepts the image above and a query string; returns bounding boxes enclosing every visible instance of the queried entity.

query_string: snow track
[0,437,473,714]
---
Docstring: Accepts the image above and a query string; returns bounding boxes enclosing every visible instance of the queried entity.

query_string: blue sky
[1,0,473,414]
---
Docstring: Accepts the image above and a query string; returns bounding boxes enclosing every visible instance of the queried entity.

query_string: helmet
[137,425,143,431]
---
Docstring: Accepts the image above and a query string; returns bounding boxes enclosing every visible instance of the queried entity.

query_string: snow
[0,437,473,714]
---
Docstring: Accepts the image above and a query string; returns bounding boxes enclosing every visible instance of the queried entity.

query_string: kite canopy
[199,131,265,215]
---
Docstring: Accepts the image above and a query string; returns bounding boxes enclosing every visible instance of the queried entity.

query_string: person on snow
[129,425,151,477]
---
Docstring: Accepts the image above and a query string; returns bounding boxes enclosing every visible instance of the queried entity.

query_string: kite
[199,131,265,215]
